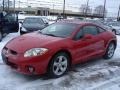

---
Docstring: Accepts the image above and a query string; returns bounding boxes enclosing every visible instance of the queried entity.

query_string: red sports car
[2,20,117,78]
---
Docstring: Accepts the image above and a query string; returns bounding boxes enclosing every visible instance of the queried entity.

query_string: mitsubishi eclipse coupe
[2,20,117,78]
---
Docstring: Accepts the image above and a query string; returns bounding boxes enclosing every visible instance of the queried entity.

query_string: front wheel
[103,43,115,59]
[48,52,70,78]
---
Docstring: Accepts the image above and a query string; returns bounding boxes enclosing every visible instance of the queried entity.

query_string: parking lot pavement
[0,33,120,90]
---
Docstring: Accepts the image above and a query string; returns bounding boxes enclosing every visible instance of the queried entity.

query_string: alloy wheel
[53,55,68,76]
[107,43,115,58]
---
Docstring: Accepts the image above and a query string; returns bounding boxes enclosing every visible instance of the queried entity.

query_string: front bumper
[1,49,51,75]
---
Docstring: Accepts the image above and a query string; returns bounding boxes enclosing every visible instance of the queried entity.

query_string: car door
[3,13,19,33]
[73,24,104,63]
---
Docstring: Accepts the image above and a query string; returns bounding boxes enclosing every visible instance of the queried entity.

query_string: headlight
[24,48,48,57]
[21,27,27,32]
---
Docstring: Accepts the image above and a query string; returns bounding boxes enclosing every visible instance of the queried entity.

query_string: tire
[103,43,115,59]
[0,32,2,42]
[48,52,70,78]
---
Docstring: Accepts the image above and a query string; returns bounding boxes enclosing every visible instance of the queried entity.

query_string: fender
[104,38,117,53]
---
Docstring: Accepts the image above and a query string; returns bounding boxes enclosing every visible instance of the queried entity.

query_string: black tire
[48,52,70,78]
[0,31,2,42]
[103,43,115,59]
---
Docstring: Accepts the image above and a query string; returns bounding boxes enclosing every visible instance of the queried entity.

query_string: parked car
[20,17,49,35]
[107,21,120,35]
[2,20,117,78]
[84,19,117,34]
[103,24,117,34]
[0,12,19,41]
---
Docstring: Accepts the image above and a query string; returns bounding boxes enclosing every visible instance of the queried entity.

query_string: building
[0,7,103,18]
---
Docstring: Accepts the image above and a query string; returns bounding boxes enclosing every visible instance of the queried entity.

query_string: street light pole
[85,0,89,18]
[14,0,15,13]
[117,5,120,21]
[63,0,65,18]
[2,0,4,11]
[8,0,9,12]
[103,0,106,20]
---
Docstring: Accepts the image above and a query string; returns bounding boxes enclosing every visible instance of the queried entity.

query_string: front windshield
[40,23,78,38]
[23,18,43,24]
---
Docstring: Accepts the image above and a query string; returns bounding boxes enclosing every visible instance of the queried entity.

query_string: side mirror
[83,34,93,40]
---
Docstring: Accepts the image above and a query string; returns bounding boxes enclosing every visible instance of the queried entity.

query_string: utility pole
[14,0,15,13]
[8,0,9,12]
[3,0,4,11]
[63,0,65,18]
[103,0,106,20]
[53,4,55,15]
[85,0,89,18]
[117,5,120,21]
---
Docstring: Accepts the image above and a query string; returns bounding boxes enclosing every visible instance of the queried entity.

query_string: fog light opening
[28,66,35,73]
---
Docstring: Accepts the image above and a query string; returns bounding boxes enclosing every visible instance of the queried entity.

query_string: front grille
[2,54,18,69]
[10,50,17,55]
[2,53,8,64]
[4,47,18,55]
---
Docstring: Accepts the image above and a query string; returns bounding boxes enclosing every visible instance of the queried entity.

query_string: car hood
[23,23,45,31]
[6,32,64,53]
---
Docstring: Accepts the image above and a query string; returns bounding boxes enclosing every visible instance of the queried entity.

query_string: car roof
[57,19,97,25]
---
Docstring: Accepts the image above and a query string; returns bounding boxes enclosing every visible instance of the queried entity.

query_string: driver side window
[74,29,83,40]
[74,25,99,40]
[83,25,98,35]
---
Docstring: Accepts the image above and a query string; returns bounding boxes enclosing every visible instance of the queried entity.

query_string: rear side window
[98,27,106,33]
[82,25,98,35]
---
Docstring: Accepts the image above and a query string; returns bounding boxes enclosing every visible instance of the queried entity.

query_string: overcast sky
[1,0,120,17]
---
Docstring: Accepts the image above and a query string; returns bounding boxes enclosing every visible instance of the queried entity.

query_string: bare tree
[80,4,92,15]
[94,5,107,16]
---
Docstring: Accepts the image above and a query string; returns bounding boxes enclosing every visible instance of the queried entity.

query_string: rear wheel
[103,43,115,59]
[48,52,70,78]
[0,32,2,42]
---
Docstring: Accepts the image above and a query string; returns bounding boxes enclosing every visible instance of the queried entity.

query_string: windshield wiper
[43,33,58,37]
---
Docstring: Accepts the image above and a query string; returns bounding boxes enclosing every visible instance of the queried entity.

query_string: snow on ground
[0,33,120,90]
